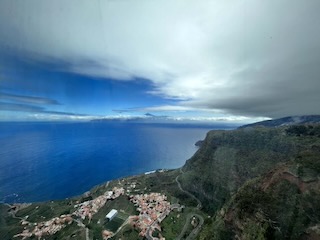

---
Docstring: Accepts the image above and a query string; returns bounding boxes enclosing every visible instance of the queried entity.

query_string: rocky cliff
[180,122,320,239]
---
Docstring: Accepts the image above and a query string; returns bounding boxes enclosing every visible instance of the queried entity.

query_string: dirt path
[112,217,129,238]
[262,167,319,193]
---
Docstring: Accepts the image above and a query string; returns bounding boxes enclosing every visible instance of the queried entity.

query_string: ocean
[0,121,234,203]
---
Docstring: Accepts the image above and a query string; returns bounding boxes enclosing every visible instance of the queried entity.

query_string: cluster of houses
[73,187,124,221]
[13,187,124,239]
[14,214,73,239]
[13,185,181,240]
[129,193,171,238]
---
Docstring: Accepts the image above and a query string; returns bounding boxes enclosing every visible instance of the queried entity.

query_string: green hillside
[181,124,320,239]
[199,158,320,239]
[181,126,297,213]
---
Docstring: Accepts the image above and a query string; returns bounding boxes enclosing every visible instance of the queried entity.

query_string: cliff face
[181,127,297,213]
[180,124,320,239]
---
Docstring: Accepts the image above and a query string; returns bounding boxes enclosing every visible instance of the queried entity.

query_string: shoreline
[0,168,173,205]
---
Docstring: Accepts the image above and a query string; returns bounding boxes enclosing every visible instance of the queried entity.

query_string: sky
[0,0,320,123]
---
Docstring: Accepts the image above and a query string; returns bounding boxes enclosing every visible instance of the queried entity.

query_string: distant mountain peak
[144,113,156,117]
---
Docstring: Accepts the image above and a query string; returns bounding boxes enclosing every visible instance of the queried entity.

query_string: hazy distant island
[91,113,171,123]
[90,113,241,129]
[1,115,320,240]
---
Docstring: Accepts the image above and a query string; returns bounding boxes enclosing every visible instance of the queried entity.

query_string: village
[129,193,183,240]
[13,214,74,239]
[13,182,182,240]
[73,187,125,221]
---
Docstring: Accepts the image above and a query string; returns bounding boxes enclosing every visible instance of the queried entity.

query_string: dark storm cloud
[189,44,320,118]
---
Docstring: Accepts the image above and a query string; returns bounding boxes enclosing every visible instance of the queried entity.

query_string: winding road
[175,168,202,209]
[175,168,204,240]
[176,213,204,240]
[5,203,27,220]
[185,214,204,240]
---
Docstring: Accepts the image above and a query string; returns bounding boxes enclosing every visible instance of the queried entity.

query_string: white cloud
[128,105,219,113]
[170,116,269,124]
[0,0,320,117]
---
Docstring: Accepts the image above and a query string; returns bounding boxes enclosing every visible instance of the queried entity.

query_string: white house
[106,209,118,221]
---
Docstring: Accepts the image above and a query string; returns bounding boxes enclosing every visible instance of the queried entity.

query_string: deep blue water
[0,122,233,203]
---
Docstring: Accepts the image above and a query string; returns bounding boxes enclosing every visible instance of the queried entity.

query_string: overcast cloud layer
[1,0,320,118]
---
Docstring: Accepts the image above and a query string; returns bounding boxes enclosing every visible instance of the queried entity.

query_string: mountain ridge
[179,116,320,239]
[239,115,320,128]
